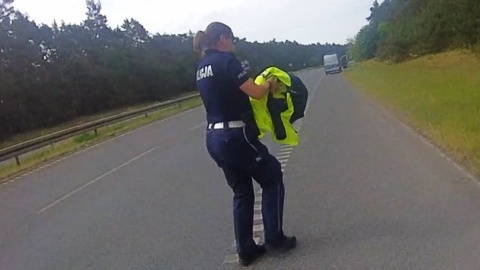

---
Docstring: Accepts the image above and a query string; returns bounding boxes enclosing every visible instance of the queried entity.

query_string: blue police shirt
[196,49,251,124]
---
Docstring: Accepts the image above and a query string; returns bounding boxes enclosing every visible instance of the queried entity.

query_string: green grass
[0,97,202,181]
[344,50,480,177]
[73,132,99,143]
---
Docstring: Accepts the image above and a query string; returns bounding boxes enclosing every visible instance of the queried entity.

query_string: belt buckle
[208,122,224,130]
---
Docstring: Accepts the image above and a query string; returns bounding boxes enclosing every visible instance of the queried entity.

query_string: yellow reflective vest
[250,67,299,146]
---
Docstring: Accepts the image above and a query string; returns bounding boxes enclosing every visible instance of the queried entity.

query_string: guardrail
[0,93,201,165]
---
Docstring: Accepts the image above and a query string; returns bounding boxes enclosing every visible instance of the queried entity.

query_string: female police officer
[193,22,296,266]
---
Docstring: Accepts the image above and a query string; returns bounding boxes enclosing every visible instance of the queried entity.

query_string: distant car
[323,54,342,75]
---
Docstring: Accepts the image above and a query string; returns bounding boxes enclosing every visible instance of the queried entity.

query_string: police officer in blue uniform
[193,22,296,266]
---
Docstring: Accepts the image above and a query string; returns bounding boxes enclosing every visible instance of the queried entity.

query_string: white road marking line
[254,205,262,210]
[37,147,156,214]
[304,73,325,114]
[254,214,263,221]
[387,106,479,185]
[3,107,202,186]
[190,121,206,131]
[224,254,239,263]
[253,224,264,232]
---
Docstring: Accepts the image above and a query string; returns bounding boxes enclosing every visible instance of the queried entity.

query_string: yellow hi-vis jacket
[250,67,299,146]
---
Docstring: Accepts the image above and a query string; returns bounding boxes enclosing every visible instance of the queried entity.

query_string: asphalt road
[1,68,480,270]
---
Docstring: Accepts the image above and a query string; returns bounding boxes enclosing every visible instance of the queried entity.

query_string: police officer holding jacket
[193,22,296,266]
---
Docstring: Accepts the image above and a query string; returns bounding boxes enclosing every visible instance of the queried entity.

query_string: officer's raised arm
[239,77,277,100]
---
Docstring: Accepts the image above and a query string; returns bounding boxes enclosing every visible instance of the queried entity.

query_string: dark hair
[193,22,233,55]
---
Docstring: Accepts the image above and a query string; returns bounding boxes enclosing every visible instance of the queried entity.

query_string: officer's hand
[267,77,280,93]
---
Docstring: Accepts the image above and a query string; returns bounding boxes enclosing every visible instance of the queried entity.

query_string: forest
[349,0,480,62]
[0,0,346,141]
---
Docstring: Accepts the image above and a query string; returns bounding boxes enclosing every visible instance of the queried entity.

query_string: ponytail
[192,22,233,57]
[193,31,206,52]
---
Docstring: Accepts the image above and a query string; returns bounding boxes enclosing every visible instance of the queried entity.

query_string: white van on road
[323,54,342,75]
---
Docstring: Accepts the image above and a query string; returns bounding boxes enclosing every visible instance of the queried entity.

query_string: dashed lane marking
[222,70,324,266]
[223,145,296,265]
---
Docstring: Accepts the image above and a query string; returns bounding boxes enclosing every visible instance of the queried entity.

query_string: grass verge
[343,50,480,178]
[0,97,202,182]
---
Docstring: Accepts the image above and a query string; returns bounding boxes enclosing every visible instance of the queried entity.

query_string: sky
[12,0,383,45]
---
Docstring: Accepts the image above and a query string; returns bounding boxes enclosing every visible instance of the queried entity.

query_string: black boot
[265,235,297,254]
[238,244,266,267]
